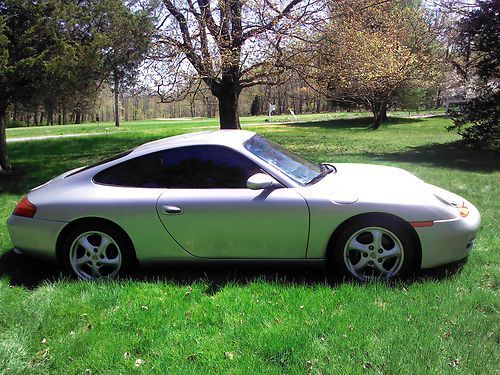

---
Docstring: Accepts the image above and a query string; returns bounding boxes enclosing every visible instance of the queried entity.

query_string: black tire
[329,216,418,281]
[61,222,134,280]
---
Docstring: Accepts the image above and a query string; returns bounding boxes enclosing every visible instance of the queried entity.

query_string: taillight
[13,196,37,218]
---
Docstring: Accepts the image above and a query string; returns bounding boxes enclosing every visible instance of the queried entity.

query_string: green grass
[5,110,443,139]
[0,114,498,374]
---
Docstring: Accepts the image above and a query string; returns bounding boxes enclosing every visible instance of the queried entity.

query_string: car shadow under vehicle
[0,250,63,289]
[0,249,467,290]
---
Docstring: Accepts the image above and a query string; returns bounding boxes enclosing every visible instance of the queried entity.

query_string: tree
[448,91,499,148]
[250,95,262,116]
[298,0,442,129]
[151,0,318,129]
[0,17,9,170]
[94,0,153,127]
[446,0,499,148]
[392,86,438,113]
[0,0,153,172]
[0,0,66,171]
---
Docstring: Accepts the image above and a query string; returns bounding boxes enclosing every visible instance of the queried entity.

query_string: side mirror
[247,173,281,190]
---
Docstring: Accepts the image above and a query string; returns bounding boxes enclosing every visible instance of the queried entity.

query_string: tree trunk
[190,98,195,118]
[0,108,11,172]
[435,88,442,108]
[75,109,81,124]
[369,100,387,130]
[215,82,241,129]
[380,103,388,121]
[371,112,382,130]
[114,73,120,127]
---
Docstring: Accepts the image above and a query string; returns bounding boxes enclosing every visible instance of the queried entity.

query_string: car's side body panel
[156,187,309,258]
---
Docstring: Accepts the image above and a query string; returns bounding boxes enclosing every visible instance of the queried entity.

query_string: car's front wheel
[330,216,418,281]
[62,223,133,280]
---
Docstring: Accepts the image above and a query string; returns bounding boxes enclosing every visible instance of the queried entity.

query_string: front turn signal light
[13,196,37,218]
[459,206,469,218]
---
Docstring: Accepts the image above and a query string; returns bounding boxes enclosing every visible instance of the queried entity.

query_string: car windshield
[244,135,325,186]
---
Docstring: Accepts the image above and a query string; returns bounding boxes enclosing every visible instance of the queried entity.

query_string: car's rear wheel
[330,217,418,281]
[62,223,133,280]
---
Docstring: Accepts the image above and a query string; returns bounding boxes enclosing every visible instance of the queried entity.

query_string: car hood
[310,163,436,206]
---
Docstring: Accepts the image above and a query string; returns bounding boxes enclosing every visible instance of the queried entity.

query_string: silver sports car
[7,130,480,281]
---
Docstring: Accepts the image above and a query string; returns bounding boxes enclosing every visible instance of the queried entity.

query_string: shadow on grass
[0,250,336,290]
[0,250,62,289]
[0,249,466,291]
[370,140,500,172]
[283,116,425,129]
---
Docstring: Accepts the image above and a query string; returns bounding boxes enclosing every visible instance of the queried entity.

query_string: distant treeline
[6,81,441,127]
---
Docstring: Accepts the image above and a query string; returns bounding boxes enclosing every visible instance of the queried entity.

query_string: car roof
[132,130,256,155]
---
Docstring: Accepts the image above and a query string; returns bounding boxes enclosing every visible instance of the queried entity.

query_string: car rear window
[65,150,133,178]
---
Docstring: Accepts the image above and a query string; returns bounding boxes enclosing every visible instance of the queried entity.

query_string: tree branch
[241,0,304,41]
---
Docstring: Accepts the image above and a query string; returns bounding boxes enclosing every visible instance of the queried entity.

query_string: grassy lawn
[5,109,444,139]
[0,114,498,373]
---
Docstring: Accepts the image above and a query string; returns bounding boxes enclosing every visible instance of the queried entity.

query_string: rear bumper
[418,200,481,269]
[7,215,66,261]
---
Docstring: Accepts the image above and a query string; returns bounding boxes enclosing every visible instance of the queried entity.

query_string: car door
[155,145,309,259]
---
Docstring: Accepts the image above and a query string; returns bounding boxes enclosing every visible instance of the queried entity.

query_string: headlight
[431,185,469,218]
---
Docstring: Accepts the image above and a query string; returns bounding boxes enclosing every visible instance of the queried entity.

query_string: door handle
[161,205,184,215]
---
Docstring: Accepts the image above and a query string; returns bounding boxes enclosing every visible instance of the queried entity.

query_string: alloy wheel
[69,231,122,280]
[343,226,404,281]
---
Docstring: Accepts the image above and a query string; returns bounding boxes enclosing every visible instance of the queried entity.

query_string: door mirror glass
[247,173,281,190]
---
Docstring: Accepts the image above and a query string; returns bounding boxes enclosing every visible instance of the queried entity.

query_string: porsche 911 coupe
[7,130,480,281]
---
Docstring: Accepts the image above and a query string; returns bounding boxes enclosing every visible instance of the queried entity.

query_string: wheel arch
[326,212,422,266]
[56,217,137,263]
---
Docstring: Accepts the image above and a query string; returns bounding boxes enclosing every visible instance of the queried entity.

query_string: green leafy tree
[38,2,102,125]
[0,0,64,171]
[0,17,9,170]
[92,0,153,127]
[447,0,499,148]
[0,0,153,171]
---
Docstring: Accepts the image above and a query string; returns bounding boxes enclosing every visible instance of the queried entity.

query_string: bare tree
[150,0,320,129]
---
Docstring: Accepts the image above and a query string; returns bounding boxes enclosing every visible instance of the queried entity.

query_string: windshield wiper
[322,163,336,173]
[307,164,334,185]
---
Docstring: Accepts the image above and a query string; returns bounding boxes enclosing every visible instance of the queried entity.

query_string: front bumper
[418,200,481,269]
[7,215,66,261]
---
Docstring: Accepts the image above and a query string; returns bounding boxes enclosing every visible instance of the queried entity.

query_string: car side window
[93,152,165,188]
[160,145,263,188]
[93,145,264,189]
